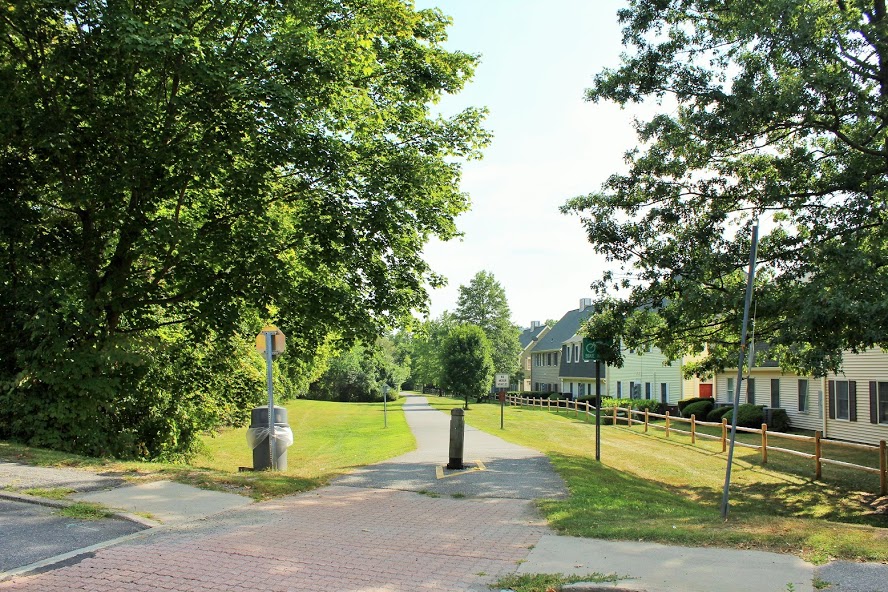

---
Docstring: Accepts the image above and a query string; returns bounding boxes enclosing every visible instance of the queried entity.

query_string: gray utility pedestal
[250,406,289,471]
[447,408,465,470]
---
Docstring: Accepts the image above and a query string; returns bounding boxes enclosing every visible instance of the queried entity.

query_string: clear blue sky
[415,0,655,327]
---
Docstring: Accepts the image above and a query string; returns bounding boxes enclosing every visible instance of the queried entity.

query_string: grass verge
[1,397,415,500]
[427,396,888,563]
[21,487,76,500]
[492,572,623,592]
[57,502,112,520]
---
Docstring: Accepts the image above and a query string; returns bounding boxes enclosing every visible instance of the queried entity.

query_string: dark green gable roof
[531,307,593,354]
[519,324,547,349]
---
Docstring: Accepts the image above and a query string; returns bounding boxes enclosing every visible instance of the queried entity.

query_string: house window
[798,379,809,413]
[645,383,652,399]
[828,380,857,421]
[554,353,559,366]
[877,382,888,424]
[579,383,586,397]
[771,378,780,408]
[747,377,756,404]
[616,381,622,397]
[573,344,580,362]
[534,382,539,392]
[660,383,668,403]
[629,381,636,399]
[565,346,571,363]
[836,381,850,419]
[726,377,735,401]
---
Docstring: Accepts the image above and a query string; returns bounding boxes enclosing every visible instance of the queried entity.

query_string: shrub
[677,397,708,413]
[632,399,665,414]
[681,399,714,419]
[767,408,791,432]
[724,404,765,428]
[706,406,733,422]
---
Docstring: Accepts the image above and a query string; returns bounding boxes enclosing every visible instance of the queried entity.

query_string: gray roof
[519,324,547,349]
[531,307,593,353]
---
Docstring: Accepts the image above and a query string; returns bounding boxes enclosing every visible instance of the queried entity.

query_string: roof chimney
[579,298,592,311]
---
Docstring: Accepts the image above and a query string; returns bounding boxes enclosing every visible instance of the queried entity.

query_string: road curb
[0,490,161,528]
[0,528,157,583]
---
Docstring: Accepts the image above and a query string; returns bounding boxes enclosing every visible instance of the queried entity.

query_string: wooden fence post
[665,411,670,437]
[721,418,727,453]
[691,414,696,444]
[613,406,618,426]
[815,431,822,480]
[628,407,633,427]
[575,399,579,418]
[644,409,649,433]
[880,440,886,496]
[761,423,768,464]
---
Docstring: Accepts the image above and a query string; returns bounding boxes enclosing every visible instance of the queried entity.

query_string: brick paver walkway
[1,398,558,591]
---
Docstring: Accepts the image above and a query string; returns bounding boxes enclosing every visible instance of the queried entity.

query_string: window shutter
[870,382,878,424]
[849,381,857,422]
[828,380,836,420]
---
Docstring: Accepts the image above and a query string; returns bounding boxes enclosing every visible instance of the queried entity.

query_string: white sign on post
[495,373,509,388]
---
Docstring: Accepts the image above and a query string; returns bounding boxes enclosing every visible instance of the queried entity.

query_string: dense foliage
[0,0,487,457]
[564,0,888,377]
[439,324,494,409]
[454,271,521,376]
[307,337,409,402]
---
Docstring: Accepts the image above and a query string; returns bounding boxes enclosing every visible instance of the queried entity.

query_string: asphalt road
[0,499,144,573]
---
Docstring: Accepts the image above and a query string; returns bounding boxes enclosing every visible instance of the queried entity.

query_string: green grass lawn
[0,397,415,500]
[426,395,888,563]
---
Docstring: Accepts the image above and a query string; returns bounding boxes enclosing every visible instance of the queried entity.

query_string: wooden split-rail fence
[505,393,888,495]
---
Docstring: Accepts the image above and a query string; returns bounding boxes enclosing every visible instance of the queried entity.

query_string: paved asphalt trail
[0,396,566,591]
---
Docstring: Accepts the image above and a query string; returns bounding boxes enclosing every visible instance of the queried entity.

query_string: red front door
[699,383,713,399]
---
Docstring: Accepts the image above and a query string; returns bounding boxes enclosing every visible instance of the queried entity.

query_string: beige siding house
[606,346,683,405]
[518,321,550,392]
[530,299,595,393]
[709,348,888,445]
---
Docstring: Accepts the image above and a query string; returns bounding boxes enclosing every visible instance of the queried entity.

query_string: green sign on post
[582,337,613,362]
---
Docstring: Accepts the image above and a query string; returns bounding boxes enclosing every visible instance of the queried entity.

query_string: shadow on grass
[539,452,888,561]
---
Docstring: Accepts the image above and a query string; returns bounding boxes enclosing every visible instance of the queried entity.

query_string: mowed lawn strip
[1,397,415,500]
[425,396,888,563]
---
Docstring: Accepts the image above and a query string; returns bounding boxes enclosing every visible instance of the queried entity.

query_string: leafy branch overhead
[0,0,488,458]
[564,0,888,377]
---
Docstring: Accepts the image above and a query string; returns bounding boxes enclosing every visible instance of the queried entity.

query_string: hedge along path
[506,394,888,496]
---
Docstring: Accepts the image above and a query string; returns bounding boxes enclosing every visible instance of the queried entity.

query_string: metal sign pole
[721,223,759,519]
[595,360,602,461]
[265,331,275,471]
[383,384,388,428]
[500,389,505,429]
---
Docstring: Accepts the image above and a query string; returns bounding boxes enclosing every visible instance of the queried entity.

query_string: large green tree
[564,0,888,377]
[439,324,494,409]
[454,271,520,375]
[0,0,487,457]
[404,312,455,389]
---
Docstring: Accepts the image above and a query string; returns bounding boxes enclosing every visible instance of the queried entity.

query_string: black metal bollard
[447,408,465,469]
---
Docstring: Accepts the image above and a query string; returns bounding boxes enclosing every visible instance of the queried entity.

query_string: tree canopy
[439,324,494,409]
[0,0,487,457]
[563,0,888,377]
[454,271,520,375]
